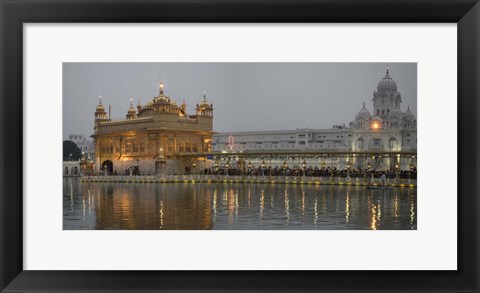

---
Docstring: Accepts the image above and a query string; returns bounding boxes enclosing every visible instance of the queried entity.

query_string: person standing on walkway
[381,172,386,187]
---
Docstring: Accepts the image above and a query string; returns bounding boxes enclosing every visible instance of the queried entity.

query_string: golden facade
[92,82,213,175]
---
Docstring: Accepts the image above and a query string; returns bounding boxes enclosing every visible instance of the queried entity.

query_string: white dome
[403,106,415,121]
[356,102,370,120]
[377,67,398,92]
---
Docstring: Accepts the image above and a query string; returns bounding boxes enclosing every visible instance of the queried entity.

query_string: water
[63,177,417,230]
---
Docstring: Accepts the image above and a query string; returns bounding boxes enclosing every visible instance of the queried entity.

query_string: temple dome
[377,67,398,92]
[96,98,105,112]
[403,106,415,121]
[356,102,370,119]
[128,99,136,113]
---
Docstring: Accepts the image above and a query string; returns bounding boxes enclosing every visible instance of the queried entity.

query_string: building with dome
[92,81,214,175]
[212,66,417,170]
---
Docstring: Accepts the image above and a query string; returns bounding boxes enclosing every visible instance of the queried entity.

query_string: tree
[63,140,82,161]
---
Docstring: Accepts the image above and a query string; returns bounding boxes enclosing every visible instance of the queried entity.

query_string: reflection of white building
[69,134,95,158]
[213,67,417,169]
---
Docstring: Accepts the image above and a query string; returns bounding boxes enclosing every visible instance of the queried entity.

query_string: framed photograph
[1,0,479,292]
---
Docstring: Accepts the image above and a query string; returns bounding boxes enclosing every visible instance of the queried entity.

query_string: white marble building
[68,134,95,158]
[212,67,417,170]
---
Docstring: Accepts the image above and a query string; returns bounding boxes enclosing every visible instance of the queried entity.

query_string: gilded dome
[96,98,105,112]
[127,99,136,114]
[377,67,398,93]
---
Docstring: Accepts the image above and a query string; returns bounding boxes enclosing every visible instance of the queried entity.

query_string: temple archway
[101,160,113,174]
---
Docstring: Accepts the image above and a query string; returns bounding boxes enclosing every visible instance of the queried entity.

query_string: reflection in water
[284,189,290,225]
[345,192,350,224]
[63,178,417,230]
[410,193,416,229]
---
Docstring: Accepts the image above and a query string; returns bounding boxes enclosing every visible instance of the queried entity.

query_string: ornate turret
[356,102,370,119]
[196,91,214,117]
[155,80,169,102]
[352,102,371,129]
[95,96,107,120]
[126,98,136,120]
[372,66,402,119]
[402,106,416,128]
[159,81,165,95]
[137,99,142,112]
[180,99,187,115]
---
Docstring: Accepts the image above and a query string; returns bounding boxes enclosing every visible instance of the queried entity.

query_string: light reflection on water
[63,178,417,230]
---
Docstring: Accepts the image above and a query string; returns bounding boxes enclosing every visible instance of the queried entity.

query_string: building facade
[68,134,95,159]
[212,67,417,170]
[92,82,213,175]
[63,161,80,176]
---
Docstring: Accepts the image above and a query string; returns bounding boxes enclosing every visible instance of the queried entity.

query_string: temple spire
[386,65,390,75]
[158,75,165,95]
[159,81,164,95]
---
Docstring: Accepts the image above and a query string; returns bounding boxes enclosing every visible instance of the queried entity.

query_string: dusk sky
[63,63,416,139]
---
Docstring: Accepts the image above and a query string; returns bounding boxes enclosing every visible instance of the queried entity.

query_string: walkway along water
[80,174,416,188]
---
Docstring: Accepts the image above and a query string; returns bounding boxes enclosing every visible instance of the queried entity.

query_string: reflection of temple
[67,180,415,230]
[92,81,213,175]
[89,183,213,230]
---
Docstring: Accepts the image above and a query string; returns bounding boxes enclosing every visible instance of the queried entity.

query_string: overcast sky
[63,63,416,139]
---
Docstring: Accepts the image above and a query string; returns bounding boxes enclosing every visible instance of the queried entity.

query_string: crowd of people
[201,166,417,179]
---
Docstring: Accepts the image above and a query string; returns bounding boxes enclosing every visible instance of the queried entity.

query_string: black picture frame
[1,0,479,292]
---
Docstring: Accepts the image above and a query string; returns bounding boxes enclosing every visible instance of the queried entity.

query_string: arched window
[356,138,364,150]
[389,137,398,150]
